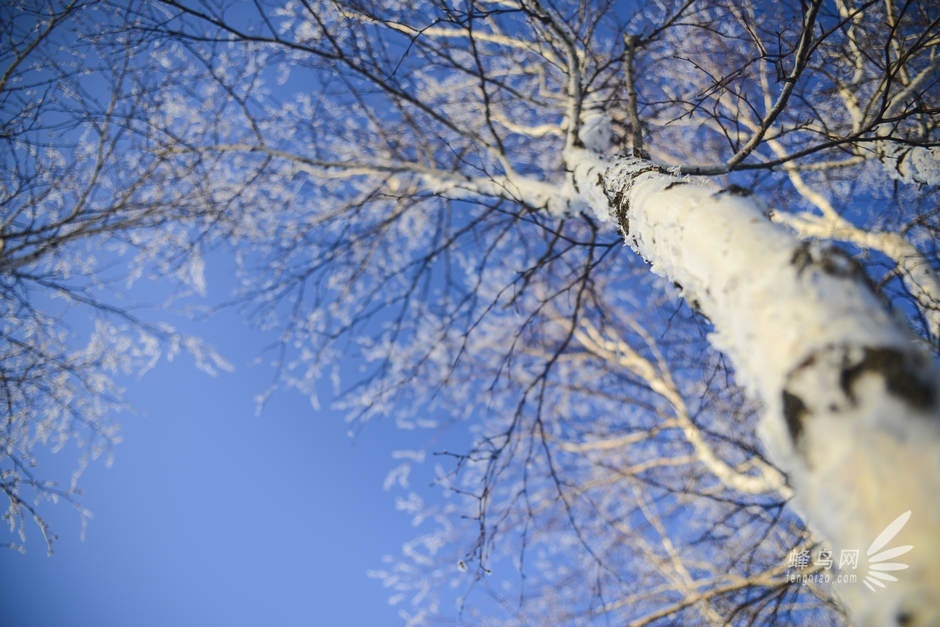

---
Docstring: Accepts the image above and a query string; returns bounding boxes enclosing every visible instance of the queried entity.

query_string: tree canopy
[2,0,938,624]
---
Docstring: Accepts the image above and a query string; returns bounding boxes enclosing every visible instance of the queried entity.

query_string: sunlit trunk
[568,150,940,626]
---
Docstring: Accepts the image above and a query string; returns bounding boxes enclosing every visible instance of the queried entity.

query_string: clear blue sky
[0,252,436,626]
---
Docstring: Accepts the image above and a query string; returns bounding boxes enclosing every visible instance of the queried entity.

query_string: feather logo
[863,510,913,593]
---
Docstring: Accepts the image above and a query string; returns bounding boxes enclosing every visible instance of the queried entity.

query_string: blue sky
[0,252,435,626]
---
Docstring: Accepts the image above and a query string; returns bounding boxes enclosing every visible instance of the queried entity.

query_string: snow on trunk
[566,149,940,626]
[771,211,940,347]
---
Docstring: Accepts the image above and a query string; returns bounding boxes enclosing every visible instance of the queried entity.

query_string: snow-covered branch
[573,317,786,495]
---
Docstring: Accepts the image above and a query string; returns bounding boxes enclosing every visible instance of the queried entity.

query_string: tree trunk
[568,150,940,626]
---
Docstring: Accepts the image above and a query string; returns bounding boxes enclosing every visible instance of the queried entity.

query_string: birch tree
[6,0,937,624]
[135,0,940,624]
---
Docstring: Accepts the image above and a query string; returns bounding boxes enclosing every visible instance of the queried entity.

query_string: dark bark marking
[840,347,936,410]
[713,184,752,197]
[611,189,624,208]
[603,160,673,238]
[616,198,630,236]
[783,344,937,455]
[628,164,671,179]
[790,242,813,274]
[817,247,863,279]
[608,186,630,236]
[782,390,807,445]
[791,242,863,278]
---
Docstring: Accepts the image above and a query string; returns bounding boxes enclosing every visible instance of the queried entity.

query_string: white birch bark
[759,138,940,345]
[566,148,940,626]
[773,209,940,347]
